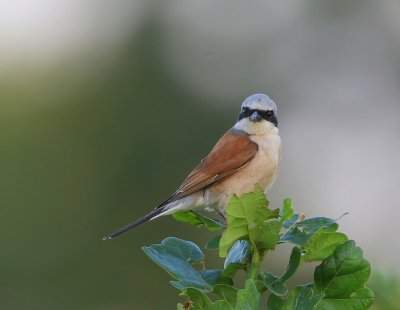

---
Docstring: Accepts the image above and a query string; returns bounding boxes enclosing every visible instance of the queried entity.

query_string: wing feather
[157,129,258,208]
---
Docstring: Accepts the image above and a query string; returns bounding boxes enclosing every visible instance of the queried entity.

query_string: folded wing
[158,129,258,208]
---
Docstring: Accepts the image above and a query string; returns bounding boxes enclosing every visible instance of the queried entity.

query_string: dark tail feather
[103,207,165,240]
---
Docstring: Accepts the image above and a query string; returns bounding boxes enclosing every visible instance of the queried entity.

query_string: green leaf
[236,279,260,310]
[317,287,374,310]
[302,227,348,262]
[280,247,302,283]
[173,211,224,231]
[251,219,281,252]
[213,284,238,308]
[184,288,231,310]
[261,272,287,296]
[261,246,301,296]
[219,189,279,257]
[142,237,226,292]
[224,241,252,268]
[269,240,374,309]
[170,269,231,292]
[267,285,324,310]
[280,226,311,245]
[280,216,340,246]
[222,241,252,278]
[314,240,374,309]
[280,198,294,225]
[221,263,244,279]
[205,235,222,250]
[282,213,302,229]
[296,217,338,233]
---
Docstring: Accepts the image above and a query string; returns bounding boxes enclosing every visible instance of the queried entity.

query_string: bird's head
[234,93,278,135]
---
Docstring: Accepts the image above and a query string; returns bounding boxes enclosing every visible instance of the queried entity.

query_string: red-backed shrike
[104,93,281,240]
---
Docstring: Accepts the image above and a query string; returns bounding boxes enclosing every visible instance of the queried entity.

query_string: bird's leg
[192,210,226,228]
[217,211,227,227]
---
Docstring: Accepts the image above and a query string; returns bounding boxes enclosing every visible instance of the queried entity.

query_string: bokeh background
[1,1,399,309]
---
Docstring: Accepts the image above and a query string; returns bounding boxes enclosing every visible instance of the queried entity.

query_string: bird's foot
[217,211,227,227]
[193,210,227,228]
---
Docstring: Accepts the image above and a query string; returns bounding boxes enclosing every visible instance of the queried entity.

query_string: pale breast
[205,131,282,210]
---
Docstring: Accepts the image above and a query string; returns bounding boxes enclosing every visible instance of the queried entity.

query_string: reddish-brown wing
[158,129,258,207]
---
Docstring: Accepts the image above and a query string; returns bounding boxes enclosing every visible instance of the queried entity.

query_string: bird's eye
[266,110,274,117]
[242,107,251,117]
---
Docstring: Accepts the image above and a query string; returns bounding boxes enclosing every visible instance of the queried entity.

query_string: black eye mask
[238,108,278,127]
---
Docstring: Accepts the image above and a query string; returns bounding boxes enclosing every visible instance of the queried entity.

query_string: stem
[249,241,263,279]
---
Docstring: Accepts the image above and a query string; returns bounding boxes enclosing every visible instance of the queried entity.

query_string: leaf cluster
[142,189,374,309]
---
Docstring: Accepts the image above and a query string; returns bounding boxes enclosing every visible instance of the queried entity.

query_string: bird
[103,93,281,240]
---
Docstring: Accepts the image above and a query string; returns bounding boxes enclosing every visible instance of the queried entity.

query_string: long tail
[103,207,166,240]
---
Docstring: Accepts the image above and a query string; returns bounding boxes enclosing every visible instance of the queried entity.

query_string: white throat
[234,119,278,136]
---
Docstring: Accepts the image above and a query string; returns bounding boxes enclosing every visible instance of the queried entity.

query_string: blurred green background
[1,1,399,309]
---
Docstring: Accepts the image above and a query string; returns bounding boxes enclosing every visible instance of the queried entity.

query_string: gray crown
[241,93,277,115]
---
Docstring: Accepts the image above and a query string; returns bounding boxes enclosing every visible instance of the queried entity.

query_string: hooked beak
[250,110,263,122]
